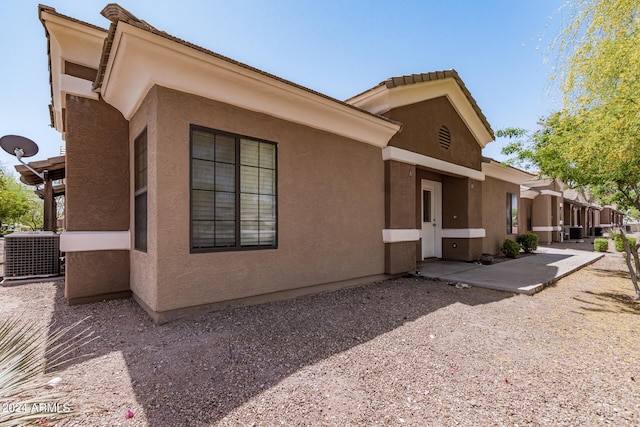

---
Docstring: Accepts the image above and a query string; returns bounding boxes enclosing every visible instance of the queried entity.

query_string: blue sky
[0,0,568,178]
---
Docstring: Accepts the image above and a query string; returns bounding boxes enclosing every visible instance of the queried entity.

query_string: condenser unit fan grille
[4,232,60,279]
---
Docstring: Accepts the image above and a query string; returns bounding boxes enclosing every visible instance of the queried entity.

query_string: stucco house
[600,205,624,230]
[519,177,625,242]
[41,3,529,322]
[481,158,533,253]
[519,178,564,244]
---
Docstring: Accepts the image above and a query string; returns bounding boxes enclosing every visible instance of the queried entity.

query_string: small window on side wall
[134,129,148,252]
[506,192,518,235]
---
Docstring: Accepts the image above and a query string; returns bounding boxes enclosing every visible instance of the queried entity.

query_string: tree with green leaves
[502,0,640,207]
[18,193,44,232]
[500,0,640,298]
[0,166,31,228]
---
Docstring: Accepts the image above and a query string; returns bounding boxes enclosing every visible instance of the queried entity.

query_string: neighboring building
[347,72,495,265]
[601,205,625,229]
[481,158,533,254]
[519,178,564,244]
[39,4,561,322]
[519,178,625,242]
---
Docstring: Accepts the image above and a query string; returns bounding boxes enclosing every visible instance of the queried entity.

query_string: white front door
[421,180,442,259]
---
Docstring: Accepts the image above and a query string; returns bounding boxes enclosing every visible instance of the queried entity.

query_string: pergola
[14,155,65,231]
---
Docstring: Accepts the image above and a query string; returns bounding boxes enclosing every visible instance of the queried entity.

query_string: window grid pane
[191,127,276,250]
[192,130,215,161]
[506,192,518,235]
[135,192,147,251]
[134,129,147,252]
[215,134,236,164]
[240,139,276,247]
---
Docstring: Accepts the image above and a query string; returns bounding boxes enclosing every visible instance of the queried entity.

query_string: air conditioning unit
[3,232,60,280]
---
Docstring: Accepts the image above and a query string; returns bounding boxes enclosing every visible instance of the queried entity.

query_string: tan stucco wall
[65,96,130,231]
[386,96,482,171]
[381,96,485,262]
[520,198,532,233]
[553,197,562,242]
[442,238,482,261]
[442,176,483,260]
[481,176,519,255]
[593,210,601,227]
[384,160,416,274]
[532,195,553,244]
[66,251,130,304]
[64,95,130,302]
[385,161,416,229]
[442,176,482,229]
[602,207,612,225]
[129,88,159,310]
[132,86,387,314]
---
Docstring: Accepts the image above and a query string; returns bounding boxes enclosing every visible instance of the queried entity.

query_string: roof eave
[100,21,401,147]
[482,159,533,184]
[39,5,108,139]
[347,71,494,148]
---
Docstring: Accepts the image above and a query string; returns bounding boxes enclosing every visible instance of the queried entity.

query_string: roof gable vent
[439,126,451,150]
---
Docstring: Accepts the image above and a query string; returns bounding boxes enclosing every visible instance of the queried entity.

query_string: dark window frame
[190,125,278,253]
[134,128,148,252]
[506,192,518,235]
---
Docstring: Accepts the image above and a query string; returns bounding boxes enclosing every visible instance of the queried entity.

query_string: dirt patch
[1,246,639,425]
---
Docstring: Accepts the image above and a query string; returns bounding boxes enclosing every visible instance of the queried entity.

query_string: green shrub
[501,239,521,258]
[516,233,539,253]
[594,238,609,252]
[614,235,637,252]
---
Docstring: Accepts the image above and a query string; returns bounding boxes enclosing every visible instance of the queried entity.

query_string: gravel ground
[1,237,640,426]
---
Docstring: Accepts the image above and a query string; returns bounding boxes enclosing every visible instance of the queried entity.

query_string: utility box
[3,232,60,280]
[569,226,583,240]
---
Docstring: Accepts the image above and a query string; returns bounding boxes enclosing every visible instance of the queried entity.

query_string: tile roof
[384,70,494,140]
[81,4,399,127]
[39,5,108,129]
[39,4,107,33]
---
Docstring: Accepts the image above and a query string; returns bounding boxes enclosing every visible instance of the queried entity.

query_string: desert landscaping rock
[1,243,639,426]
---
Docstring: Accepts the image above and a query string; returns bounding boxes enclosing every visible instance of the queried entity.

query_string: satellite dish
[0,135,39,159]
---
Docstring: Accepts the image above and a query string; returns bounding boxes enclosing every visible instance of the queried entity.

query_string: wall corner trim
[382,229,420,243]
[441,228,486,238]
[60,230,131,252]
[540,189,563,197]
[532,226,563,232]
[382,146,485,181]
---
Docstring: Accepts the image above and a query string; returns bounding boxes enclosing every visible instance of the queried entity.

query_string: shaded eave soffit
[39,6,108,137]
[347,71,495,149]
[481,158,533,184]
[90,5,400,148]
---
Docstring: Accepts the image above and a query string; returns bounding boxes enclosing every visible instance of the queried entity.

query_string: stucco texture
[64,95,131,301]
[482,176,519,255]
[386,96,482,171]
[131,86,386,314]
[129,88,159,310]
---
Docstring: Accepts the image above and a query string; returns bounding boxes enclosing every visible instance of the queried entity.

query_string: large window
[190,126,277,251]
[134,129,148,252]
[506,192,518,235]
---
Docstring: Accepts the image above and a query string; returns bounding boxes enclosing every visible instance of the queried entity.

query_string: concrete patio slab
[417,246,604,295]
